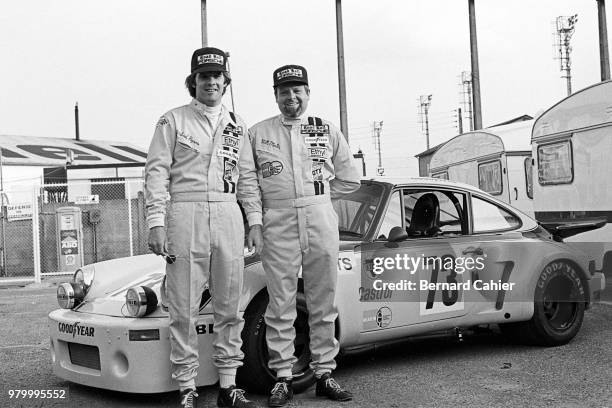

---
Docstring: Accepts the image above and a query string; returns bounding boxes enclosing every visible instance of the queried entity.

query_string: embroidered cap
[191,47,229,74]
[273,64,308,87]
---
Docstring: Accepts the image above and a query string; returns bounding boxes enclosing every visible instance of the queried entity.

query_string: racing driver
[248,65,361,407]
[145,47,262,408]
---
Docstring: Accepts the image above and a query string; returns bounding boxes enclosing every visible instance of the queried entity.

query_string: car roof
[362,176,486,194]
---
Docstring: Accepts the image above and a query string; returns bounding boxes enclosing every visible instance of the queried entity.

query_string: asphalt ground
[0,282,611,408]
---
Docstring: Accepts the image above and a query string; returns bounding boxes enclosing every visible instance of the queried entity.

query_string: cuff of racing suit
[147,213,165,230]
[246,212,263,227]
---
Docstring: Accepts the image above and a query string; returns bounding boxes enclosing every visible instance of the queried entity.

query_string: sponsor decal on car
[362,307,392,330]
[337,257,353,271]
[58,322,95,338]
[196,323,214,335]
[359,286,393,301]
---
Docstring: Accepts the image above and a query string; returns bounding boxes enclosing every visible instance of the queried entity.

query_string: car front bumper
[48,309,218,393]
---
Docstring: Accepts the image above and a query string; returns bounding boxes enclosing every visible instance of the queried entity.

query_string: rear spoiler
[539,217,607,240]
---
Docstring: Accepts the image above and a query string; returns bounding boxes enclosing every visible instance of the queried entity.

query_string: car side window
[472,196,521,233]
[403,189,465,237]
[377,191,402,240]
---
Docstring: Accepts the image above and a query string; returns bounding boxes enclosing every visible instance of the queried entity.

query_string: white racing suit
[144,99,261,389]
[248,115,360,378]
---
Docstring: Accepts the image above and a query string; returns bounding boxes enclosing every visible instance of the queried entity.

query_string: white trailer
[531,80,612,277]
[428,120,534,215]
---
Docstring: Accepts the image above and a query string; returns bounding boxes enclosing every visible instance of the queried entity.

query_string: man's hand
[247,224,263,255]
[148,226,167,255]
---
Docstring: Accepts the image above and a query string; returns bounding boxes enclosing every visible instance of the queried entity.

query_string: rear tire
[237,291,315,394]
[500,260,586,346]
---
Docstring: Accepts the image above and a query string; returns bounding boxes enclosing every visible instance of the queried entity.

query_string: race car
[48,178,606,394]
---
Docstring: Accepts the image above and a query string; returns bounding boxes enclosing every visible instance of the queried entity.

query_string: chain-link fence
[0,178,148,282]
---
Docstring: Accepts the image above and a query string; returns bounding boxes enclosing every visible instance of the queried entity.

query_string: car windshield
[333,183,384,240]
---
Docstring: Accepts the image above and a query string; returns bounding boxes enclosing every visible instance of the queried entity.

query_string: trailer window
[537,140,573,185]
[524,158,533,199]
[478,160,502,195]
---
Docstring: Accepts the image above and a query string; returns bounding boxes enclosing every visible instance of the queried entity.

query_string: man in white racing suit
[145,47,262,408]
[248,65,361,407]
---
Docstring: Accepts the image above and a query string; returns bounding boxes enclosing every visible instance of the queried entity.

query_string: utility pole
[554,14,578,95]
[597,0,611,81]
[468,0,483,130]
[418,95,432,149]
[201,0,208,47]
[335,0,349,141]
[455,107,464,134]
[460,71,474,131]
[373,121,384,176]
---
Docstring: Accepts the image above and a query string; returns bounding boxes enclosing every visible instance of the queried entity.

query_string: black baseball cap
[191,47,228,75]
[273,64,308,87]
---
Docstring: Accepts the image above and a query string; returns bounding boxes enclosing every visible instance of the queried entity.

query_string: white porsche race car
[48,178,606,394]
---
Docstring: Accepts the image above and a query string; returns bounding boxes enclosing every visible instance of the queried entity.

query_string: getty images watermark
[359,248,517,303]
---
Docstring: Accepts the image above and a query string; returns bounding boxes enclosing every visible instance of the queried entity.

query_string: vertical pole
[458,107,463,134]
[201,0,208,47]
[32,187,41,283]
[424,106,430,149]
[126,181,134,257]
[565,35,572,95]
[226,52,236,112]
[598,0,611,81]
[74,102,80,141]
[336,0,349,141]
[468,0,483,130]
[0,149,5,277]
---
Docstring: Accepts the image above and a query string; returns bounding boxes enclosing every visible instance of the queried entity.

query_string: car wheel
[237,290,315,394]
[500,260,586,346]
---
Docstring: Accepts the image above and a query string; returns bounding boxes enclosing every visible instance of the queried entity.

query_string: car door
[359,187,486,334]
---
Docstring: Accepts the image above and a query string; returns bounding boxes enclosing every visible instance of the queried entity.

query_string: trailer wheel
[500,260,586,346]
[237,291,314,394]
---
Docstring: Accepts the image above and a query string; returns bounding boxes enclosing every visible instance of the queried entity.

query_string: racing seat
[407,193,441,237]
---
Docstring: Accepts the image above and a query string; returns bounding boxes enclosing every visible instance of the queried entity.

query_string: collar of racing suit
[280,114,305,126]
[190,99,227,133]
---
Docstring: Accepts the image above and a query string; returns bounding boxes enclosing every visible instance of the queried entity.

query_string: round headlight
[73,266,95,291]
[57,282,86,309]
[125,286,158,317]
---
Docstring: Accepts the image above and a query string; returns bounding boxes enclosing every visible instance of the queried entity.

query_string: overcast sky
[1,0,609,177]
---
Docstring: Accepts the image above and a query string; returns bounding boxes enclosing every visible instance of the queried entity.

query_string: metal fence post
[32,186,41,283]
[126,180,134,257]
